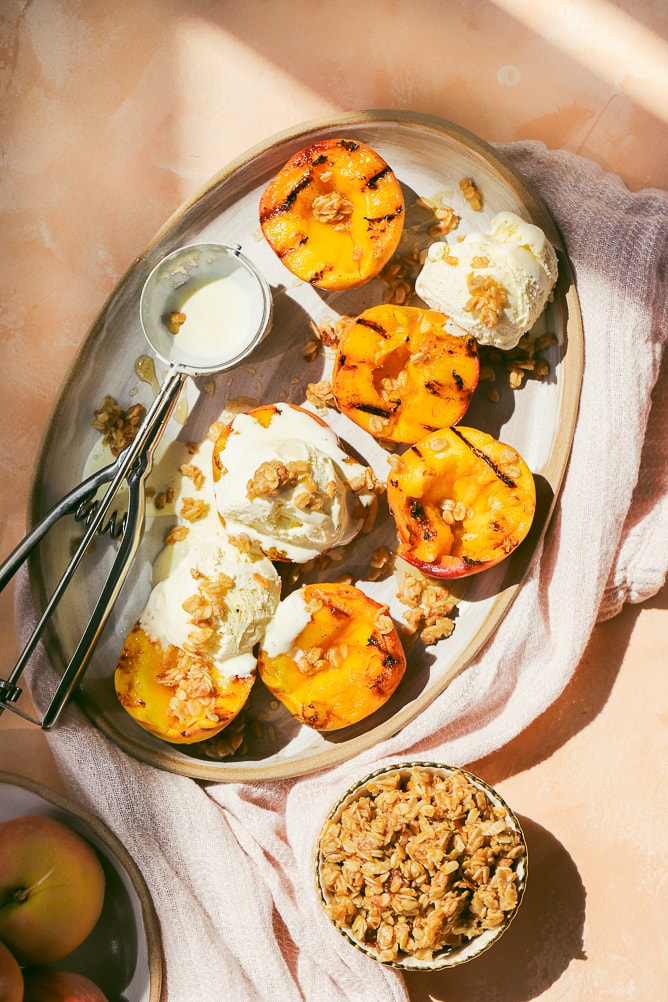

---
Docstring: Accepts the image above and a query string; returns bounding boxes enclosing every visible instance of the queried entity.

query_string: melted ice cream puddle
[169,273,254,369]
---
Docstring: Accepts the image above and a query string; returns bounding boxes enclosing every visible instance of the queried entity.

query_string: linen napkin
[18,140,668,1002]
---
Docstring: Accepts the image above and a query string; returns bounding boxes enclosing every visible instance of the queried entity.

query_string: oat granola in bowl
[316,762,526,969]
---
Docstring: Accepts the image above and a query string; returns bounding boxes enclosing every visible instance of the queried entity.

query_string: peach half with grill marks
[115,624,256,745]
[257,582,406,731]
[332,304,479,444]
[259,138,404,290]
[386,426,536,579]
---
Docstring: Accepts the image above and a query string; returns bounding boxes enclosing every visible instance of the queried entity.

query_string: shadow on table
[403,817,586,1002]
[465,586,667,785]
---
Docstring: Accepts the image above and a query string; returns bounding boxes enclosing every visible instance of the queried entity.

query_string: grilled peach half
[115,624,255,744]
[387,426,536,579]
[259,138,404,290]
[257,582,406,731]
[332,304,479,443]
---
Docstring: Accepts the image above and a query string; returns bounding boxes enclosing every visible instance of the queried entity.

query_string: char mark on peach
[354,402,395,419]
[357,316,390,338]
[451,427,516,487]
[408,498,436,539]
[278,234,308,258]
[309,265,334,284]
[364,166,392,190]
[365,206,403,227]
[260,174,313,220]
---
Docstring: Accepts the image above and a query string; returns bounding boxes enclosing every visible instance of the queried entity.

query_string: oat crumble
[378,246,422,306]
[180,497,209,522]
[318,767,524,963]
[247,460,309,500]
[91,395,146,457]
[478,331,556,397]
[306,379,338,410]
[179,463,205,490]
[312,191,354,228]
[464,273,508,330]
[164,525,190,545]
[397,572,457,645]
[197,712,248,759]
[459,177,483,211]
[156,652,218,725]
[304,315,353,360]
[367,546,392,582]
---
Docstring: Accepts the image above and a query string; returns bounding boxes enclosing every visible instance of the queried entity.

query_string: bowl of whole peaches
[316,762,527,970]
[0,771,161,1001]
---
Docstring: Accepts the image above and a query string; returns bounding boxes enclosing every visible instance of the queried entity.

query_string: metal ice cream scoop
[0,242,273,728]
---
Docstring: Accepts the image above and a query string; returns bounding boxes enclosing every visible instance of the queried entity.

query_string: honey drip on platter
[173,395,189,426]
[134,354,160,396]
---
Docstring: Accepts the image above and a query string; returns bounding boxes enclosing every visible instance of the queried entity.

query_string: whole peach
[23,968,110,1001]
[0,940,24,1002]
[0,814,106,965]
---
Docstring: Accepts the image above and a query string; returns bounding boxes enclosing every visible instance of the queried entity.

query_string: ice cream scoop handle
[40,459,149,729]
[0,366,187,724]
[0,464,118,592]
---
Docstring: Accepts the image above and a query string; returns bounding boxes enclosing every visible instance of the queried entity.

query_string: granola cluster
[318,767,525,964]
[479,331,557,402]
[246,458,336,514]
[459,176,483,211]
[155,653,219,727]
[305,379,337,410]
[378,247,422,306]
[178,568,234,658]
[197,711,248,759]
[464,273,509,330]
[413,195,460,241]
[312,190,354,228]
[91,395,146,457]
[303,315,353,361]
[396,572,457,645]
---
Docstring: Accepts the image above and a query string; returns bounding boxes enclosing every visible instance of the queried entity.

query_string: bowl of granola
[316,762,527,969]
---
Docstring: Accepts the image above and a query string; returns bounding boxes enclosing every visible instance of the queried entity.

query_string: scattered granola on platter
[91,395,145,457]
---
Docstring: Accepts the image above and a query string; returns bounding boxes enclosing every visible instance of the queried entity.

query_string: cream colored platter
[28,111,583,781]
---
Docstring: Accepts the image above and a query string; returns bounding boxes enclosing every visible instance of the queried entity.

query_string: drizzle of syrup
[134,354,160,396]
[173,395,189,426]
[134,351,189,424]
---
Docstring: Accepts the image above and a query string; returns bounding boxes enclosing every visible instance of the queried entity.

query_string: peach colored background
[1,2,666,999]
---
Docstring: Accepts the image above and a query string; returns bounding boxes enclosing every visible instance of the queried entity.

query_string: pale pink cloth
[19,142,668,1001]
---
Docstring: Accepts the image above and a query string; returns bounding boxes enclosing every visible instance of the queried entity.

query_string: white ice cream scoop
[140,534,281,676]
[415,211,558,349]
[212,403,376,563]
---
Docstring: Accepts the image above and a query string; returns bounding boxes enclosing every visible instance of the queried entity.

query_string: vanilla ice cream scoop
[139,534,281,676]
[212,403,377,563]
[415,211,558,349]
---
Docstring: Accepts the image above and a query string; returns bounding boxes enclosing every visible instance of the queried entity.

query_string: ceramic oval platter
[0,770,162,999]
[28,111,582,781]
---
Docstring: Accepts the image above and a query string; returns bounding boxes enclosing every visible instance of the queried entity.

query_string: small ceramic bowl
[0,770,162,1000]
[316,762,527,970]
